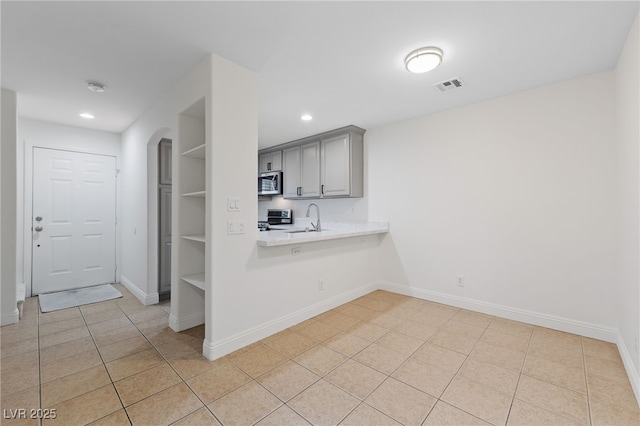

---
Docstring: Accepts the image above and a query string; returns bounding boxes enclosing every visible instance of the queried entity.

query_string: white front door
[32,148,116,295]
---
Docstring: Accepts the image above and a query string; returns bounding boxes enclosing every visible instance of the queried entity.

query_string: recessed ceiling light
[405,47,443,74]
[87,81,106,93]
[301,114,313,121]
[79,112,95,119]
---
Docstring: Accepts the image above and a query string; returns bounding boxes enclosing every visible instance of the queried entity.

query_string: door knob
[34,226,43,232]
[35,216,43,222]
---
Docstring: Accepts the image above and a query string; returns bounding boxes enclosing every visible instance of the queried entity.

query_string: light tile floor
[1,285,639,425]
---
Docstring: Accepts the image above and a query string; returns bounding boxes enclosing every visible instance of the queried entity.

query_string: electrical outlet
[457,274,465,287]
[318,280,324,291]
[227,220,245,235]
[291,247,301,256]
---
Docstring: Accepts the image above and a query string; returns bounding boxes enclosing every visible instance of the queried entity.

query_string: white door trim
[23,143,120,297]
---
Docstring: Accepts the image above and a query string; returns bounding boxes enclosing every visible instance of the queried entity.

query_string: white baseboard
[169,311,205,332]
[200,279,619,361]
[376,281,618,343]
[194,278,639,407]
[1,308,19,326]
[202,282,378,361]
[617,331,640,406]
[119,275,159,306]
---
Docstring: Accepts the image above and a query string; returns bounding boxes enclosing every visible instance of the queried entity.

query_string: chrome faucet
[306,203,321,232]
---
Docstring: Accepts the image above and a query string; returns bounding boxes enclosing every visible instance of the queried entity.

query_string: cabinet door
[259,153,271,173]
[159,185,172,294]
[270,151,282,171]
[321,134,350,197]
[300,141,321,197]
[283,146,301,198]
[259,151,283,173]
[159,139,172,185]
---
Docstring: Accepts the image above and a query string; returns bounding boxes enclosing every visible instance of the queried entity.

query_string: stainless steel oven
[258,209,293,231]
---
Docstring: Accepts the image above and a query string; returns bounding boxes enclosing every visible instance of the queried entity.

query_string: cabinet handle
[267,162,271,171]
[297,186,301,196]
[321,185,325,195]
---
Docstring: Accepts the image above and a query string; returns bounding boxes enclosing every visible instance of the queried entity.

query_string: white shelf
[182,190,206,197]
[175,98,206,335]
[181,273,205,291]
[182,234,205,243]
[182,144,206,159]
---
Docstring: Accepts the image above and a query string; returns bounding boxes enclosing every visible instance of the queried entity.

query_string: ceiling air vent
[434,77,464,93]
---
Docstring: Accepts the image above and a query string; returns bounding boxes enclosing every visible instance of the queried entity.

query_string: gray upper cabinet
[321,131,363,198]
[259,150,282,173]
[261,125,365,199]
[283,141,320,198]
[282,146,301,198]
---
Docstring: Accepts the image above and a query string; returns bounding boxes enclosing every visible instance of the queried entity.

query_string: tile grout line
[336,300,458,424]
[581,337,593,426]
[221,310,380,424]
[353,299,504,425]
[503,322,534,426]
[579,340,640,418]
[116,302,199,424]
[279,301,450,425]
[229,339,329,425]
[117,300,223,425]
[429,311,495,425]
[77,302,132,425]
[36,299,42,426]
[333,299,400,423]
[517,330,590,425]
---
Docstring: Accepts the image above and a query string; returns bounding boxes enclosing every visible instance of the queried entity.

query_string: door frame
[158,137,172,297]
[23,144,120,297]
[144,127,172,305]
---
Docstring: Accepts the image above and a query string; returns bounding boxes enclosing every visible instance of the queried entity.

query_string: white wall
[368,71,619,339]
[17,119,121,296]
[1,89,19,325]
[614,12,640,394]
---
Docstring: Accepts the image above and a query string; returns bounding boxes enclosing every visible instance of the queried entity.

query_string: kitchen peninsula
[257,221,389,247]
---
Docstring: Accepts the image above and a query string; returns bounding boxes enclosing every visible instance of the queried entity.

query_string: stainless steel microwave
[258,171,282,196]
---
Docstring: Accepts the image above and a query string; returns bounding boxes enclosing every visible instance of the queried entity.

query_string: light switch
[227,197,240,211]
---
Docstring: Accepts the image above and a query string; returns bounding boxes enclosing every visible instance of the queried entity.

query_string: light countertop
[256,221,389,247]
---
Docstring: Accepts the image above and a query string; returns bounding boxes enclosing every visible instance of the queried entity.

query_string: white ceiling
[2,1,638,149]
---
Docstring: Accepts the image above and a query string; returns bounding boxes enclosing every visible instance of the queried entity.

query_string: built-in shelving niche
[172,97,206,332]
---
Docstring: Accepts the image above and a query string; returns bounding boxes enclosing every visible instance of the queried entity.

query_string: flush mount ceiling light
[79,112,95,119]
[404,47,443,74]
[87,81,106,93]
[300,114,313,121]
